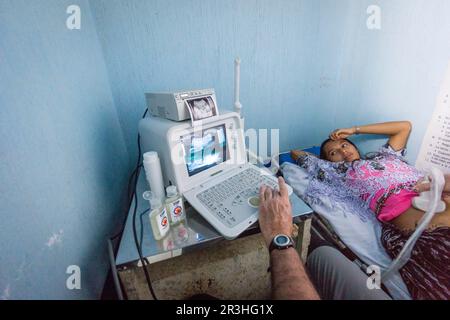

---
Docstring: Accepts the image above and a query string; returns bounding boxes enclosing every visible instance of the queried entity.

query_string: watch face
[274,235,290,246]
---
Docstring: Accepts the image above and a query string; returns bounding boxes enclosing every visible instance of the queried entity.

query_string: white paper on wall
[416,62,450,174]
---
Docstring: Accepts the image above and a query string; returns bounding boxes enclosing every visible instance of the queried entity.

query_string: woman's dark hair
[320,138,360,160]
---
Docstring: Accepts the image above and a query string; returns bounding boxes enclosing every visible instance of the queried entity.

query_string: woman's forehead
[324,139,347,151]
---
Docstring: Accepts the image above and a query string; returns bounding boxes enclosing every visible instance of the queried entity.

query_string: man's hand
[329,127,356,140]
[259,177,321,300]
[259,177,293,248]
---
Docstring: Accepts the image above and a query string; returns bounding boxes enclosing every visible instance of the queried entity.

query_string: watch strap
[269,235,295,253]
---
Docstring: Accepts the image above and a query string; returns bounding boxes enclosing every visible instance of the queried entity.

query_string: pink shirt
[344,145,423,221]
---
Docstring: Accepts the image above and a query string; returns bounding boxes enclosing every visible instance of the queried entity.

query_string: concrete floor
[119,233,272,300]
[117,222,307,300]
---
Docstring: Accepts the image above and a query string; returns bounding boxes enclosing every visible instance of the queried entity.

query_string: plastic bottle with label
[165,186,186,225]
[144,191,170,240]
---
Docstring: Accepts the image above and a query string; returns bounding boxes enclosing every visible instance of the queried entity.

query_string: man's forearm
[270,248,320,300]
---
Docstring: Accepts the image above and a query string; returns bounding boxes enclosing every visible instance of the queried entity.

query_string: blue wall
[303,0,450,161]
[89,0,322,160]
[90,0,450,162]
[0,0,129,299]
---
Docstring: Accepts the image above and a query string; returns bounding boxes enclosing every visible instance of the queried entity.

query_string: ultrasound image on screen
[185,96,218,121]
[180,125,228,176]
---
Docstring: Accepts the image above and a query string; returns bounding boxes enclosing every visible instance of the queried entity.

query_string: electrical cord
[109,108,148,242]
[107,238,124,300]
[130,108,158,299]
[127,164,143,203]
[139,208,150,248]
[108,108,157,299]
[132,164,158,300]
[110,164,143,242]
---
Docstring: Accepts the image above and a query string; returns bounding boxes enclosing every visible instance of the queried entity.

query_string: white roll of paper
[142,151,165,201]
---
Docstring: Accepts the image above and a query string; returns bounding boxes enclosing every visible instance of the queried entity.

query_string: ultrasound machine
[140,85,292,239]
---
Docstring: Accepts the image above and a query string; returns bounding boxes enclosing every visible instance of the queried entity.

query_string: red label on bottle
[173,206,182,216]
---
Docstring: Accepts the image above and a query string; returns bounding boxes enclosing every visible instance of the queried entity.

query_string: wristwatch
[269,234,295,253]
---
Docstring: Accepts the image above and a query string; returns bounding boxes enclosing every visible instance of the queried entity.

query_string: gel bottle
[144,191,170,240]
[165,186,186,225]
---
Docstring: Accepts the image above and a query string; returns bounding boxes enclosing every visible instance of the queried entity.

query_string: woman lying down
[290,121,450,300]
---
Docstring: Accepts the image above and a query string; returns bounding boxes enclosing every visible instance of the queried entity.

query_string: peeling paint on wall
[46,230,64,248]
[1,284,10,300]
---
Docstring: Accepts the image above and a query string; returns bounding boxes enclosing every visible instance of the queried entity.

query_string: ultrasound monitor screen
[180,124,228,177]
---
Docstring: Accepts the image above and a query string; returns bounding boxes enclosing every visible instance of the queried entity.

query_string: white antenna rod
[234,57,242,117]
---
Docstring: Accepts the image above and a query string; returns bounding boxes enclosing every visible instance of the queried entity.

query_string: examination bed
[275,147,412,300]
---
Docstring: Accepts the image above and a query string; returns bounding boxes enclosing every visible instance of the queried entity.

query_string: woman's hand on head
[330,127,356,140]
